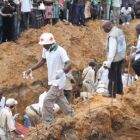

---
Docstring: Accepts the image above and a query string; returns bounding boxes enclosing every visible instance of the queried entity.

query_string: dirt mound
[0,19,139,114]
[25,79,140,140]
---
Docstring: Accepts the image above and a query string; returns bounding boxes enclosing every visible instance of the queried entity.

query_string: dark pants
[108,60,124,98]
[0,27,2,43]
[74,4,85,25]
[64,90,73,103]
[2,17,13,42]
[13,13,20,41]
[132,57,140,76]
[21,12,31,31]
[91,4,100,19]
[63,2,74,23]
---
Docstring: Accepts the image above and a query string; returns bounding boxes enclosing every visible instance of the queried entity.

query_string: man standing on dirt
[24,32,74,125]
[102,21,126,98]
[132,24,140,76]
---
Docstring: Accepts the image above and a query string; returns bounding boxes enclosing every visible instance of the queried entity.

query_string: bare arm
[63,61,71,73]
[30,58,46,71]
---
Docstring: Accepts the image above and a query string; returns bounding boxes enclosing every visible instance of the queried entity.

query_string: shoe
[126,22,129,25]
[122,23,125,26]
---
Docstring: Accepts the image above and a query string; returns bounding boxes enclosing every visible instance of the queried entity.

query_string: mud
[0,20,140,139]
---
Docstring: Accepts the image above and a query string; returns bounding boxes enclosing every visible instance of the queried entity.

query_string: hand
[13,113,20,119]
[125,56,130,61]
[23,69,33,79]
[19,134,25,139]
[105,61,111,68]
[8,14,12,17]
[55,69,64,79]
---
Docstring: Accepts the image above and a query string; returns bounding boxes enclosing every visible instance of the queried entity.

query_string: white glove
[55,69,64,79]
[20,134,25,138]
[105,61,111,68]
[100,6,103,11]
[131,46,136,49]
[23,69,34,79]
[13,113,20,120]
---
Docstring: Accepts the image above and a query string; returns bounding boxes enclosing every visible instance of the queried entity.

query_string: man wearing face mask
[24,33,74,126]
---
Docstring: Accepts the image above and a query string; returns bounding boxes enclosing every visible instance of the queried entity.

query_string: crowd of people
[0,0,139,43]
[0,0,140,139]
[0,21,140,139]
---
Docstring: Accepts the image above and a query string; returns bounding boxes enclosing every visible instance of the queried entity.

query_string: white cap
[6,98,18,106]
[39,33,55,45]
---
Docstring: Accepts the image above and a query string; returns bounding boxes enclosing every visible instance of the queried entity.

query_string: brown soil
[0,19,140,139]
[26,79,140,140]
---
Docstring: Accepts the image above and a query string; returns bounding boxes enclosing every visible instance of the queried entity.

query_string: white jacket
[97,66,109,86]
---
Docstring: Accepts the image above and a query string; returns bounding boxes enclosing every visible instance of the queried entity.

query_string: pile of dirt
[25,79,140,140]
[0,19,139,115]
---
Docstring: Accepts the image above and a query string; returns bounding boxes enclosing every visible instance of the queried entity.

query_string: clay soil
[26,80,140,140]
[0,19,140,140]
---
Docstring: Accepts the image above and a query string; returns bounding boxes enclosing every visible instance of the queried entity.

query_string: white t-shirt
[20,0,33,12]
[42,46,70,85]
[97,66,109,86]
[0,97,5,112]
[121,7,132,15]
[112,0,121,7]
[82,66,95,83]
[14,0,20,5]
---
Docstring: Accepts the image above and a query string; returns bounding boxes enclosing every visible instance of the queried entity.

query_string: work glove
[23,69,34,79]
[55,69,65,79]
[105,61,111,69]
[19,134,25,139]
[13,113,20,120]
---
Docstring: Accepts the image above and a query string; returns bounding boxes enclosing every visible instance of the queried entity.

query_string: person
[0,0,3,43]
[25,91,60,126]
[132,24,140,76]
[96,61,109,89]
[0,90,5,112]
[20,0,33,31]
[63,0,74,24]
[74,0,86,25]
[13,0,21,41]
[82,62,96,93]
[122,68,133,88]
[0,0,15,42]
[0,98,23,139]
[24,32,74,126]
[102,21,126,98]
[95,61,109,95]
[91,0,100,19]
[112,0,121,25]
[23,113,31,128]
[102,0,112,20]
[121,3,132,25]
[133,0,140,19]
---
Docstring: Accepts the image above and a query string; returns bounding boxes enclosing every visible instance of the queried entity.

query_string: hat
[6,98,18,106]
